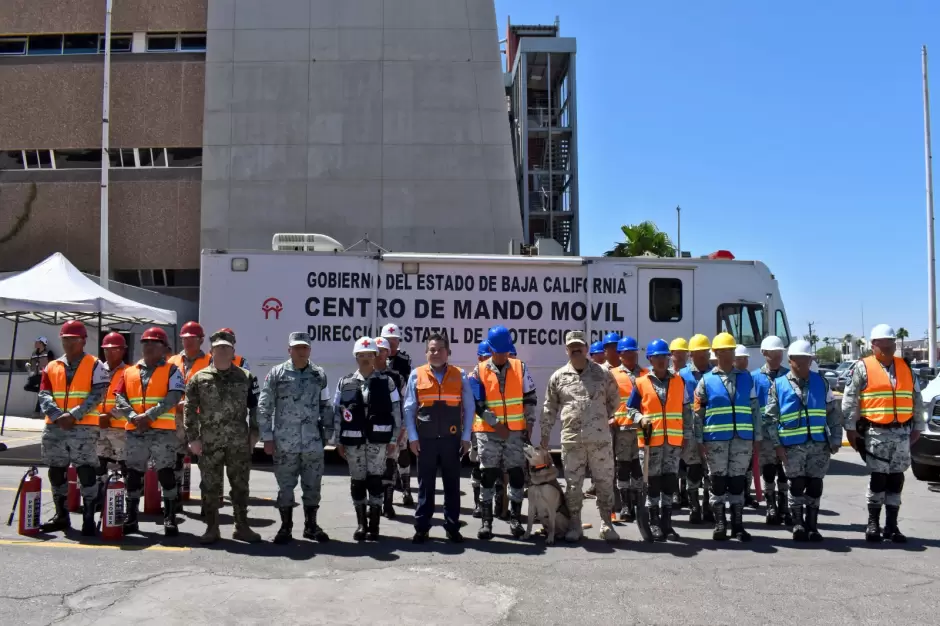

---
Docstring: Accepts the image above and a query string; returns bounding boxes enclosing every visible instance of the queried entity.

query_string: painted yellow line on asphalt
[0,539,190,552]
[0,486,275,502]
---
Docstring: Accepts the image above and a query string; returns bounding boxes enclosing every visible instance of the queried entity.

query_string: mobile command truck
[200,250,793,446]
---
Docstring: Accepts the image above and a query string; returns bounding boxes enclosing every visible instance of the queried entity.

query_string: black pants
[414,437,462,533]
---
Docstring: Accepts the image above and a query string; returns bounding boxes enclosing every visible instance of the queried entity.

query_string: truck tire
[911,461,940,482]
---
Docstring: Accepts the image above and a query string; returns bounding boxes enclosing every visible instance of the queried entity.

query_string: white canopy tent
[0,253,178,434]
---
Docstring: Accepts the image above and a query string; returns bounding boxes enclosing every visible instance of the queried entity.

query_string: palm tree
[604,221,676,258]
[803,333,820,351]
[822,337,834,348]
[896,327,909,353]
[842,333,855,358]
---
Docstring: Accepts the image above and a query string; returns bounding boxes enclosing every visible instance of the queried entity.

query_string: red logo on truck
[261,298,283,320]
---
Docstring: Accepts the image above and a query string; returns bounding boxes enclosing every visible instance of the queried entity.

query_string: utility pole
[99,0,114,289]
[924,45,937,368]
[676,205,681,258]
[807,321,816,351]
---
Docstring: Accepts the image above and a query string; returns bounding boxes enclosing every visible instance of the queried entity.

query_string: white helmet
[373,337,390,351]
[760,336,786,352]
[734,344,749,357]
[787,339,814,357]
[381,324,401,339]
[353,336,378,355]
[870,324,896,341]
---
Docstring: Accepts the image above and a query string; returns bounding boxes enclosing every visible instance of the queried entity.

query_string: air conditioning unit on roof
[272,233,344,252]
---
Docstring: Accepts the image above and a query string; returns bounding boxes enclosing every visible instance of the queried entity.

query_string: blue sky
[495,0,940,343]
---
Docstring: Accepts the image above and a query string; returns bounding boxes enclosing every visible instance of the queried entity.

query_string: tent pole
[97,312,103,361]
[1,313,21,436]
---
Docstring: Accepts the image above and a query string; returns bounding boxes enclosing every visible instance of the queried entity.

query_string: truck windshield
[717,303,765,347]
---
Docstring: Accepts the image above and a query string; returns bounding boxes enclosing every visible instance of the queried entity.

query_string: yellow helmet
[711,332,737,350]
[669,338,689,352]
[688,334,710,352]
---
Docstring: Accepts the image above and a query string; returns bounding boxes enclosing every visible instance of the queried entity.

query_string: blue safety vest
[678,366,701,401]
[775,373,827,447]
[752,367,789,409]
[702,371,754,442]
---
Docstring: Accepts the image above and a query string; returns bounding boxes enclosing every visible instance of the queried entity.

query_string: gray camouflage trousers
[126,429,180,499]
[345,443,387,506]
[562,441,615,519]
[704,437,754,506]
[41,425,99,499]
[758,439,787,500]
[782,440,830,507]
[614,429,641,490]
[274,448,325,508]
[681,438,706,490]
[96,428,127,461]
[865,425,913,507]
[478,431,526,504]
[639,444,683,507]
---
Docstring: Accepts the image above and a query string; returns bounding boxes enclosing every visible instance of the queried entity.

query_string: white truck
[199,249,793,445]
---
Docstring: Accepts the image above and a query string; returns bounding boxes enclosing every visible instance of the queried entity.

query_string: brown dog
[523,444,570,544]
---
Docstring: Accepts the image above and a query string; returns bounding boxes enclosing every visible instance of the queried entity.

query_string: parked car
[834,360,857,392]
[817,367,840,391]
[913,375,940,482]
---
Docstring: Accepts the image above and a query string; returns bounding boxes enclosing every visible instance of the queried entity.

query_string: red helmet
[60,320,87,339]
[220,327,236,337]
[141,327,169,345]
[180,321,204,338]
[101,332,126,349]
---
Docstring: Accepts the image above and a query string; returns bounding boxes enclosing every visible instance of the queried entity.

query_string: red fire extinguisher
[7,466,42,537]
[144,462,161,515]
[181,455,192,502]
[100,471,125,541]
[66,465,80,512]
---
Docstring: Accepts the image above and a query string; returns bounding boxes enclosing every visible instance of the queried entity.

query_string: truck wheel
[911,461,940,482]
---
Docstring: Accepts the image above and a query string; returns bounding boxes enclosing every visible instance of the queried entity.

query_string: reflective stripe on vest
[45,354,98,426]
[416,365,463,407]
[702,371,754,441]
[123,364,176,431]
[859,356,914,425]
[611,367,649,428]
[752,367,789,410]
[96,363,128,428]
[474,358,525,432]
[776,373,828,446]
[636,375,685,448]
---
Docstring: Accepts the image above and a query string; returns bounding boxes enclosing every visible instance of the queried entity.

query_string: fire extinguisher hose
[7,466,38,526]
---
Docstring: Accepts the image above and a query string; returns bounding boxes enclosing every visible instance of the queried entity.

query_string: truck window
[775,309,790,344]
[717,303,764,347]
[649,278,682,322]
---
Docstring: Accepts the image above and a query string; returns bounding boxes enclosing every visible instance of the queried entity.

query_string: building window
[115,269,200,288]
[15,150,56,170]
[55,149,103,169]
[179,33,207,52]
[63,34,99,55]
[0,37,27,55]
[166,148,202,167]
[649,278,683,322]
[26,35,64,55]
[147,32,207,53]
[0,32,183,56]
[775,309,790,345]
[717,303,765,347]
[0,148,202,170]
[99,34,132,53]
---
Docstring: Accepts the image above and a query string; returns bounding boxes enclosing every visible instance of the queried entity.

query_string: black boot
[703,494,715,523]
[688,488,703,524]
[661,503,679,540]
[883,505,907,543]
[495,485,508,521]
[791,505,807,541]
[508,500,525,539]
[41,495,72,533]
[679,478,690,508]
[401,474,415,507]
[367,505,381,541]
[649,505,665,541]
[122,498,140,535]
[779,491,793,526]
[478,501,494,540]
[618,488,633,522]
[805,505,823,542]
[765,491,781,525]
[81,497,97,537]
[472,485,482,518]
[712,503,728,541]
[163,498,179,537]
[730,503,751,542]
[629,489,641,522]
[865,504,882,543]
[273,507,293,544]
[383,485,396,520]
[303,505,330,542]
[353,504,368,541]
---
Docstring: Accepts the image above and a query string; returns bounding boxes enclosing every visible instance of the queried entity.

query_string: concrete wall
[201,0,522,253]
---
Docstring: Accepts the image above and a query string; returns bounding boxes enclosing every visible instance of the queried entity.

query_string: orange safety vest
[167,352,210,384]
[45,354,99,426]
[636,374,685,448]
[97,363,128,428]
[415,364,464,439]
[123,363,177,431]
[859,356,914,425]
[474,358,525,432]
[611,366,648,428]
[235,355,246,368]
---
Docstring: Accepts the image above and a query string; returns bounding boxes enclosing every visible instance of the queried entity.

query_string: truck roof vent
[272,233,344,252]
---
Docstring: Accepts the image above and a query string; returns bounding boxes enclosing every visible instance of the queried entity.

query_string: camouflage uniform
[388,350,414,498]
[752,364,791,523]
[765,370,842,539]
[678,361,710,522]
[170,351,208,495]
[613,364,647,493]
[541,352,621,541]
[96,362,128,463]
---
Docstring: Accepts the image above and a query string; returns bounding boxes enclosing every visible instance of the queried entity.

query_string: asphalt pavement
[0,452,939,625]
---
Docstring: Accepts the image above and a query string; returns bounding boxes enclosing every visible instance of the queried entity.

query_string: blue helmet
[646,339,671,359]
[477,340,492,358]
[487,325,514,354]
[617,336,639,352]
[589,340,604,355]
[603,332,621,346]
[509,344,517,357]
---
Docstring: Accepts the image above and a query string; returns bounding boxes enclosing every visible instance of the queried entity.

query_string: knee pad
[507,467,525,490]
[48,466,68,487]
[806,477,824,499]
[157,468,176,490]
[616,460,631,482]
[710,475,728,496]
[679,459,687,471]
[886,472,905,494]
[686,463,704,484]
[351,478,368,501]
[648,475,662,497]
[662,473,679,495]
[480,467,501,489]
[398,449,412,469]
[630,458,642,479]
[869,472,888,494]
[366,475,384,497]
[76,465,97,487]
[761,463,778,484]
[789,477,807,497]
[471,465,482,481]
[727,475,747,495]
[125,469,143,492]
